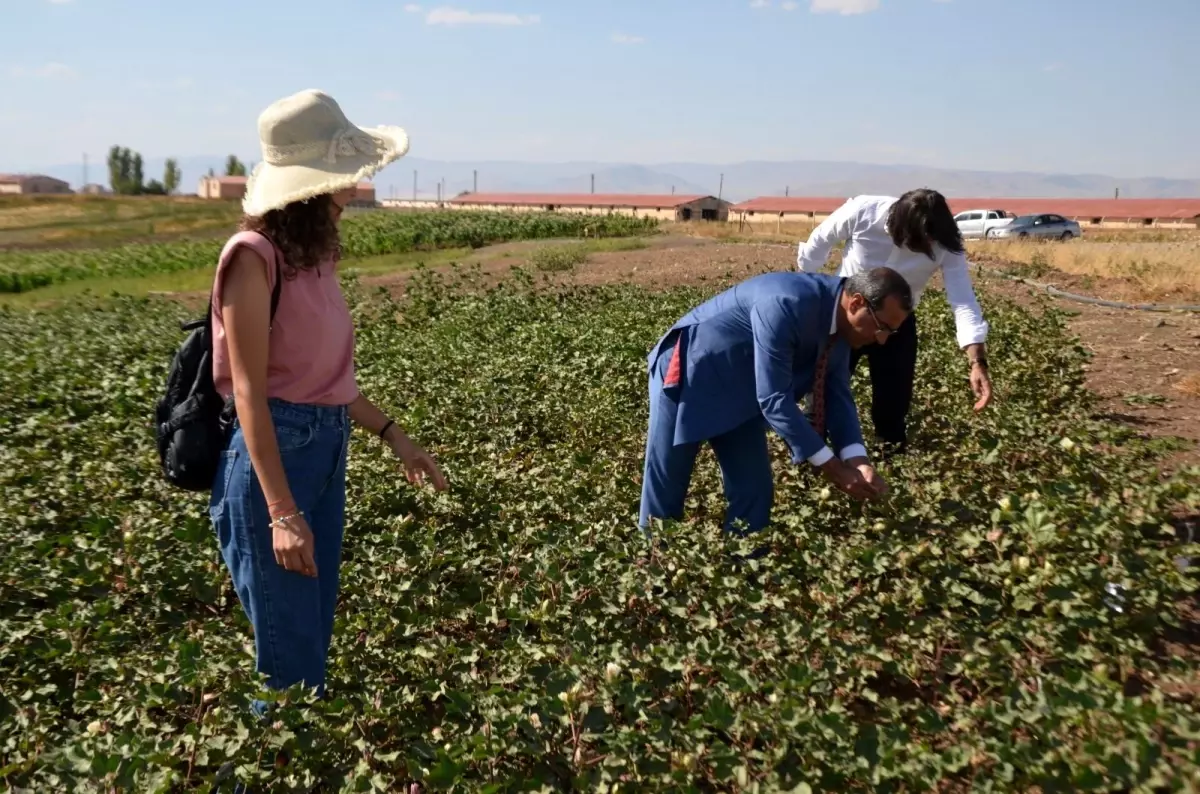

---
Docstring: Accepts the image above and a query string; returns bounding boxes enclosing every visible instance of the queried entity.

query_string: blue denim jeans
[209,399,350,708]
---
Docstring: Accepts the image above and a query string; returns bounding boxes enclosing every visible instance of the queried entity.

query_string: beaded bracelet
[270,511,303,529]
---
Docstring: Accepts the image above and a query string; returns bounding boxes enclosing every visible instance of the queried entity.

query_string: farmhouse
[731,196,1200,230]
[352,183,376,206]
[198,175,247,200]
[447,192,732,222]
[0,174,73,195]
[198,175,377,207]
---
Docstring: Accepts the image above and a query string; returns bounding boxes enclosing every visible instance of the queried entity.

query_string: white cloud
[750,0,770,7]
[404,3,422,11]
[1043,62,1063,72]
[781,0,798,8]
[377,89,401,102]
[810,0,880,13]
[611,32,645,45]
[11,62,77,79]
[424,7,540,26]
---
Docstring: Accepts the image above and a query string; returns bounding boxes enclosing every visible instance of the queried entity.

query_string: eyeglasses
[865,303,900,337]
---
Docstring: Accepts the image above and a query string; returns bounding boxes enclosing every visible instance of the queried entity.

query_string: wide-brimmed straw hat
[242,89,409,217]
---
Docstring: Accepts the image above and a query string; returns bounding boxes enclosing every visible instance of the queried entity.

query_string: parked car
[991,213,1082,241]
[954,208,1016,239]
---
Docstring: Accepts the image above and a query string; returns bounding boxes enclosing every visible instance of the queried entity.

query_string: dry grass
[1065,227,1200,244]
[969,238,1200,299]
[1176,373,1200,398]
[0,195,240,249]
[678,219,1197,249]
[670,219,817,244]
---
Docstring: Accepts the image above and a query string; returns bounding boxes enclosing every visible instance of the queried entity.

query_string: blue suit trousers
[638,347,774,535]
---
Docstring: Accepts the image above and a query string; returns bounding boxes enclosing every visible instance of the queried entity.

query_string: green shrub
[530,244,590,272]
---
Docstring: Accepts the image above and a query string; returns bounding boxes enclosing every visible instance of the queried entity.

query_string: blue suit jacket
[648,271,864,463]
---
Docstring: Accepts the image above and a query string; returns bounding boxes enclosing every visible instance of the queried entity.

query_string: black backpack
[155,260,281,492]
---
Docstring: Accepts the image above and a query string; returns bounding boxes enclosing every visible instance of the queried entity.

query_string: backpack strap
[267,257,282,329]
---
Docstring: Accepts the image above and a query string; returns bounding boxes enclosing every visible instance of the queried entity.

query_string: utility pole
[590,173,595,194]
[413,170,418,200]
[1114,187,1120,199]
[437,181,441,204]
[671,185,675,195]
[82,153,88,189]
[473,169,477,193]
[785,186,789,197]
[718,173,724,201]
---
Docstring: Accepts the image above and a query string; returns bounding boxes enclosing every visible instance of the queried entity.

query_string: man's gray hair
[844,267,913,312]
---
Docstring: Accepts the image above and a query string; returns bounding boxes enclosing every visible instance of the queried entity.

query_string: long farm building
[184,181,1200,230]
[444,192,732,222]
[730,196,1200,230]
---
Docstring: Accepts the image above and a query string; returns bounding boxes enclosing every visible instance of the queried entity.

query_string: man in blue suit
[639,267,913,535]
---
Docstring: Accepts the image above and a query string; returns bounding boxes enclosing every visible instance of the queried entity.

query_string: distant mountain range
[25,155,1200,203]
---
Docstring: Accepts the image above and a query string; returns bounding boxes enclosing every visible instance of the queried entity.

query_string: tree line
[106,147,250,196]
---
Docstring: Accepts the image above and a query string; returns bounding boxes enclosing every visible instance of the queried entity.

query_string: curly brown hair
[239,193,341,274]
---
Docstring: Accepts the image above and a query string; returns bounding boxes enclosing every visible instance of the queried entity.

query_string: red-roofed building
[731,195,1200,229]
[448,192,732,222]
[943,198,1200,228]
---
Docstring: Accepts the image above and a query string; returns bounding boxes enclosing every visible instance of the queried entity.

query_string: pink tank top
[211,230,358,406]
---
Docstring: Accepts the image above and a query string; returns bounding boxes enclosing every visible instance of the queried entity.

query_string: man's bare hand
[820,458,876,500]
[857,463,889,497]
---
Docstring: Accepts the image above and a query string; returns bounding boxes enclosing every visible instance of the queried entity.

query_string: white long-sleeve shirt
[796,195,989,348]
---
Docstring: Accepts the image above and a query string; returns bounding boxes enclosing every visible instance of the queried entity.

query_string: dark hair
[845,267,913,313]
[886,188,964,258]
[239,193,340,275]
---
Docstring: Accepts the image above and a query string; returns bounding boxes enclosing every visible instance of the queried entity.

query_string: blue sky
[2,0,1198,177]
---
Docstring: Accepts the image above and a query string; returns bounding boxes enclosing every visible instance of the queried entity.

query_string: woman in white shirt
[797,188,992,454]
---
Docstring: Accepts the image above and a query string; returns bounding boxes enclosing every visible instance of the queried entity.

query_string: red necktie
[810,344,831,437]
[663,338,683,388]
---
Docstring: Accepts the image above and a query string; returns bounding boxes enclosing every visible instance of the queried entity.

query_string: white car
[954,208,1016,239]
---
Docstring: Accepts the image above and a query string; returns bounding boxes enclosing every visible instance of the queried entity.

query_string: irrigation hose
[982,269,1200,313]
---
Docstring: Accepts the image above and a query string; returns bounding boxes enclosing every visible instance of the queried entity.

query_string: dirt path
[983,276,1200,471]
[365,236,1200,470]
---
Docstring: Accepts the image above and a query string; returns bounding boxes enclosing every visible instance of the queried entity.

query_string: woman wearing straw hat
[208,89,447,714]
